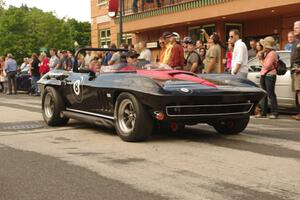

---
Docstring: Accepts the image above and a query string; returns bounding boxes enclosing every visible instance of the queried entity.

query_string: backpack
[276,57,287,76]
[266,51,287,76]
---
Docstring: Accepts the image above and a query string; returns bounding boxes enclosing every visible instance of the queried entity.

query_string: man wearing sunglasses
[229,29,248,78]
[158,37,166,63]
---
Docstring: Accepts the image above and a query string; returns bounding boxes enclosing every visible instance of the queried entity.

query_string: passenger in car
[89,59,101,74]
[126,50,139,67]
[100,50,139,73]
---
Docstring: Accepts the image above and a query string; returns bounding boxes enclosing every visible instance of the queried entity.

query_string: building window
[97,0,107,6]
[98,29,111,47]
[123,33,132,45]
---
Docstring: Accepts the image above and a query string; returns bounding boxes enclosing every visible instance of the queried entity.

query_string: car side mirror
[88,70,96,81]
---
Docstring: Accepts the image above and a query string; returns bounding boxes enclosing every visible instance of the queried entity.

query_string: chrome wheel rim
[44,93,54,119]
[117,99,136,135]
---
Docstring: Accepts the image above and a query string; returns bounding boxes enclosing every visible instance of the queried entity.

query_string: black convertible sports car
[38,48,266,142]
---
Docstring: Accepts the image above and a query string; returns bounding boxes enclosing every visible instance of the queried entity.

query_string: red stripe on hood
[134,69,216,88]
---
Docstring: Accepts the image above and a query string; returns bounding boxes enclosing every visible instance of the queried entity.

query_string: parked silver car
[247,51,296,108]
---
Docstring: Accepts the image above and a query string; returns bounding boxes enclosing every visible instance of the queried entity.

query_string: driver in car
[100,50,140,72]
[126,50,139,67]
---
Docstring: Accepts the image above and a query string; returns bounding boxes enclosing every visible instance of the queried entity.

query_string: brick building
[91,0,300,62]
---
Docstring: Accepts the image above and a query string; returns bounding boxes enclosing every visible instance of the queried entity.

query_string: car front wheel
[115,93,153,142]
[212,116,250,135]
[42,87,69,126]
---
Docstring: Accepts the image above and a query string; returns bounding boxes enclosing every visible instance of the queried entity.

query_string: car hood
[134,69,217,88]
[130,69,256,88]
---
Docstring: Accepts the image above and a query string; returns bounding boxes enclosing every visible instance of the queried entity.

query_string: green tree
[0,0,5,8]
[67,18,91,48]
[0,5,91,64]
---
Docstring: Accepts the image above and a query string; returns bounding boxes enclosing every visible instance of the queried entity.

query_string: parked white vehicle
[247,51,296,108]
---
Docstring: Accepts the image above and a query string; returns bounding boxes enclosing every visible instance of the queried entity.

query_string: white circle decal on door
[73,80,81,96]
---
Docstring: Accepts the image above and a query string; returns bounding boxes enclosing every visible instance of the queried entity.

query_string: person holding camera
[201,29,222,73]
[291,21,300,121]
[256,36,279,119]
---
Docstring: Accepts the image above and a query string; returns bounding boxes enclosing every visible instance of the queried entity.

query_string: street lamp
[119,0,124,45]
[108,0,123,45]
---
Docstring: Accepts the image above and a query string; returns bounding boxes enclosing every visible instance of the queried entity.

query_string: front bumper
[140,87,266,123]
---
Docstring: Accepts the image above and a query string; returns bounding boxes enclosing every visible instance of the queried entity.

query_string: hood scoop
[168,72,216,88]
[136,70,216,88]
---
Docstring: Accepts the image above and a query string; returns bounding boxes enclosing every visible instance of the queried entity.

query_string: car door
[63,71,100,112]
[274,52,295,107]
[79,73,103,114]
[247,57,261,85]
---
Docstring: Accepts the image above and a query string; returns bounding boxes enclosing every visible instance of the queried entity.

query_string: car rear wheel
[42,87,69,126]
[115,93,153,142]
[213,116,250,135]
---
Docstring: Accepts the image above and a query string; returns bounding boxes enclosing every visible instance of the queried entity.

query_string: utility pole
[119,0,123,45]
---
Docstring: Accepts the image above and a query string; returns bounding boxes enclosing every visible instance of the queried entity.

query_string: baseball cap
[162,31,175,38]
[126,50,139,58]
[183,36,194,44]
[172,32,180,42]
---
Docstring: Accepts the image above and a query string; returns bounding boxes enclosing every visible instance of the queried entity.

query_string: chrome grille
[166,103,253,117]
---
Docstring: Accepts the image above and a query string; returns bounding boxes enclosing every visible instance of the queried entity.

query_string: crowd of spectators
[1,22,300,121]
[0,49,76,96]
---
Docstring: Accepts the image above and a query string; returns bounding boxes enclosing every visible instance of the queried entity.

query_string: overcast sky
[5,0,91,22]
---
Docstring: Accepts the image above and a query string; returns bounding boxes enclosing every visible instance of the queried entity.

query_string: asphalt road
[0,94,299,200]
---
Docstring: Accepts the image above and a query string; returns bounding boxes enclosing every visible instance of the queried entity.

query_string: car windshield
[75,48,185,74]
[248,52,291,72]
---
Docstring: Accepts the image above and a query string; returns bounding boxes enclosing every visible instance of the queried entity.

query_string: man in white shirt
[229,29,248,78]
[138,41,152,62]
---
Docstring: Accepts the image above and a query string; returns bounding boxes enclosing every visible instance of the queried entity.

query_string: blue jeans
[7,71,17,94]
[31,75,40,94]
[260,75,278,116]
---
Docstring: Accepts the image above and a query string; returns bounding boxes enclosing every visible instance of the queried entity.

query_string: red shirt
[39,57,50,75]
[168,43,184,69]
[226,51,232,70]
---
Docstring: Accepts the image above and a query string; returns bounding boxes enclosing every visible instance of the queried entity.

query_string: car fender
[198,73,258,87]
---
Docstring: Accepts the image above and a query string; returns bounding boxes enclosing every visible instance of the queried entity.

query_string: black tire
[213,116,250,135]
[115,92,153,142]
[42,87,69,126]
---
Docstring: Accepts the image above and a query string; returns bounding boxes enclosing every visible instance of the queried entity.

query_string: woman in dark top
[30,53,40,96]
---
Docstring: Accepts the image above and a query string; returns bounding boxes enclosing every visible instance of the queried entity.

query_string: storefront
[91,0,300,68]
